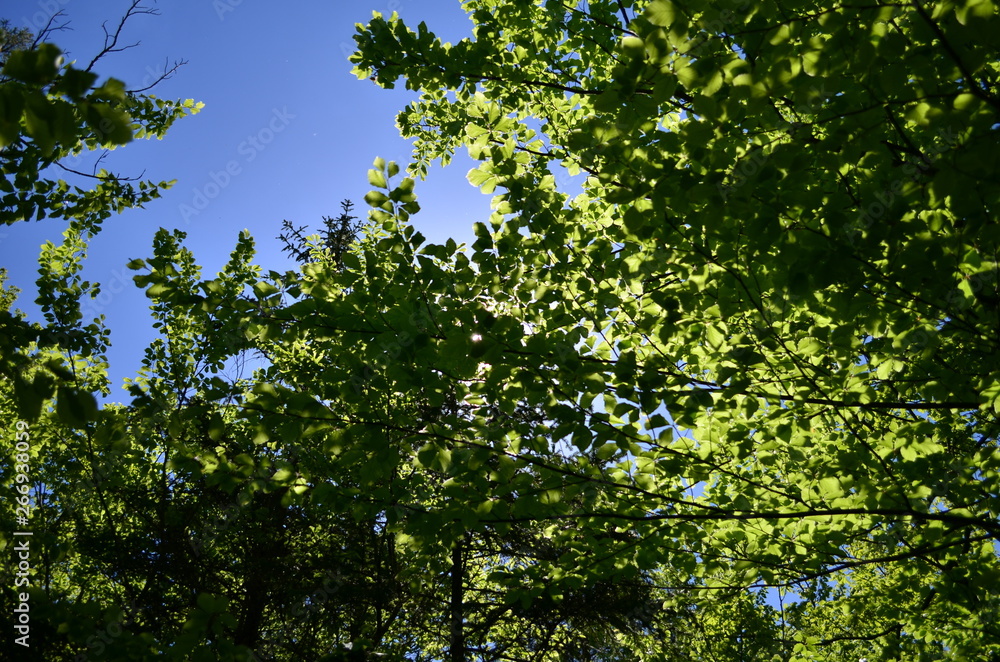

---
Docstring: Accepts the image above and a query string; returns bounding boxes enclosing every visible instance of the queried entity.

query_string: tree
[0,3,200,417]
[346,0,1000,657]
[278,200,362,269]
[0,19,34,65]
[118,211,685,660]
[5,0,1000,660]
[0,2,195,229]
[0,7,200,659]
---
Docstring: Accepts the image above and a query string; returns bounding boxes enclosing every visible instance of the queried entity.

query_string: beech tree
[0,7,200,659]
[346,0,1000,657]
[0,2,199,418]
[4,0,1000,660]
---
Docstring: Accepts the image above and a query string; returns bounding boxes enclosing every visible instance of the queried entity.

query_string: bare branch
[86,0,161,72]
[91,150,109,176]
[31,11,72,48]
[127,56,188,94]
[55,159,145,182]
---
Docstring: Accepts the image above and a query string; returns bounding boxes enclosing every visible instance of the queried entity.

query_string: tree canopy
[2,0,999,660]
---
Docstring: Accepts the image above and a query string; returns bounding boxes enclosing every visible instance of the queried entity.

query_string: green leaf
[364,190,390,207]
[2,44,62,85]
[467,166,497,193]
[646,0,676,27]
[55,386,99,426]
[416,442,452,472]
[86,102,133,145]
[368,168,387,189]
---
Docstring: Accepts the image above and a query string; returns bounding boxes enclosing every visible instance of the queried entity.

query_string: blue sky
[1,0,494,393]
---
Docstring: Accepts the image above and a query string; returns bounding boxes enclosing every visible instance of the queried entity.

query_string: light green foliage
[346,0,1000,657]
[0,25,201,424]
[0,40,202,227]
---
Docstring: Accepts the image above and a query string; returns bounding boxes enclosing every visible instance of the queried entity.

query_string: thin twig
[86,0,161,72]
[128,57,188,94]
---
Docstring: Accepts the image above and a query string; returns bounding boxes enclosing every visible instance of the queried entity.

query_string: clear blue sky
[1,0,494,393]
